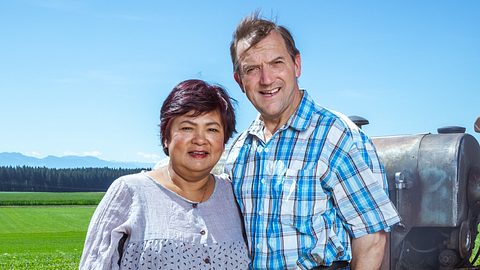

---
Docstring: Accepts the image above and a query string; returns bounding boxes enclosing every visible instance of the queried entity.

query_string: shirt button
[200,230,206,235]
[204,257,211,264]
[261,178,265,184]
[192,203,198,208]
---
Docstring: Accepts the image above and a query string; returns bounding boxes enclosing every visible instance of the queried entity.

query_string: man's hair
[160,79,237,156]
[230,12,300,74]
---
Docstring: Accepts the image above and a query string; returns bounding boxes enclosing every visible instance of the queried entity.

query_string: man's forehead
[236,31,287,65]
[236,39,252,63]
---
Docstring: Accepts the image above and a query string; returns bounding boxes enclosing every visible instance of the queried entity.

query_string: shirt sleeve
[328,126,401,239]
[79,178,133,270]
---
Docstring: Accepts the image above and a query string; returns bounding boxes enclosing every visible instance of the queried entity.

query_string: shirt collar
[247,90,315,139]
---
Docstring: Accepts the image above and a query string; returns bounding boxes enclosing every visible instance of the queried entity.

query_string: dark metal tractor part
[372,130,480,270]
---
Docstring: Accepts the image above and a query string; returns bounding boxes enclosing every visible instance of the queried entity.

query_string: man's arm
[350,231,387,270]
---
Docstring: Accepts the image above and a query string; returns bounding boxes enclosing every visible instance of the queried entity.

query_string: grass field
[1,192,480,269]
[0,192,104,206]
[0,192,99,270]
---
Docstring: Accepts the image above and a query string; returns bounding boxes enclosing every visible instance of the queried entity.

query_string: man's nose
[259,65,275,85]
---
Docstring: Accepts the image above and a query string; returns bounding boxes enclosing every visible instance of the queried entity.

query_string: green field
[2,192,480,269]
[0,192,104,206]
[0,192,100,270]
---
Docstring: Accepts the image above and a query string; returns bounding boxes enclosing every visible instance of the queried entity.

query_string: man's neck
[262,90,304,142]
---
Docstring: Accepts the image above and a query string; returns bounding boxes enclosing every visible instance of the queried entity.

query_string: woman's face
[166,110,225,180]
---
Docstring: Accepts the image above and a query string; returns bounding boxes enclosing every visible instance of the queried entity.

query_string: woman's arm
[79,178,132,270]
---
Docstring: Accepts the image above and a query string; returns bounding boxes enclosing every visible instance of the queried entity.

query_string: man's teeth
[263,88,279,95]
[191,151,207,155]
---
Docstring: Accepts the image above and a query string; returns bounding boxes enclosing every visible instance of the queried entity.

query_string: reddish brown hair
[160,79,236,156]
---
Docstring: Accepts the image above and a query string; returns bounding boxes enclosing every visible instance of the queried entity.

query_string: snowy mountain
[0,152,154,169]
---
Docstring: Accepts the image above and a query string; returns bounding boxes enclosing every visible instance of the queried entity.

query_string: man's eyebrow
[241,62,259,69]
[242,56,286,67]
[269,56,285,62]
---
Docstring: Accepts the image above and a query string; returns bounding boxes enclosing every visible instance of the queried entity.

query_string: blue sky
[1,0,479,163]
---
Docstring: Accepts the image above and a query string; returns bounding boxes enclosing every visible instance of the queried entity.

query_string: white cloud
[26,151,44,158]
[62,150,102,157]
[82,150,102,157]
[137,152,162,163]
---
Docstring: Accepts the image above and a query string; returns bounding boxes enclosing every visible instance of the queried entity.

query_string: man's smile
[260,87,280,96]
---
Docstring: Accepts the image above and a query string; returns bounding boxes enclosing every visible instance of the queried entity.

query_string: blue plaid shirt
[224,90,400,269]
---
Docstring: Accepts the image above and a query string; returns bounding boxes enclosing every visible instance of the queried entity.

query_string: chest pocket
[276,168,328,224]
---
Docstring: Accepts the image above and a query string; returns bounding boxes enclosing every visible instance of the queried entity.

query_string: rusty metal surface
[416,134,465,226]
[373,134,424,230]
[373,132,480,270]
[372,133,480,227]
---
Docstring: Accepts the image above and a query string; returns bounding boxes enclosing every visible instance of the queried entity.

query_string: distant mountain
[0,152,155,169]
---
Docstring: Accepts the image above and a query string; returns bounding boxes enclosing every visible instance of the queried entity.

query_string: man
[224,13,401,270]
[475,117,480,133]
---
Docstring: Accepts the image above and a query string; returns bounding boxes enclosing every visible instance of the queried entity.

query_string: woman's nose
[192,130,207,144]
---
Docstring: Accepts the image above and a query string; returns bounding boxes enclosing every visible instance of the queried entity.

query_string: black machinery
[350,116,480,270]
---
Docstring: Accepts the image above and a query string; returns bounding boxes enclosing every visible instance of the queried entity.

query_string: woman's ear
[163,140,169,156]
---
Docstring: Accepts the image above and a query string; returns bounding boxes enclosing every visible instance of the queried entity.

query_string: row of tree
[0,166,148,192]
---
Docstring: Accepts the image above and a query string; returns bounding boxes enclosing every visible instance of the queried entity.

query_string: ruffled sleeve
[79,177,132,270]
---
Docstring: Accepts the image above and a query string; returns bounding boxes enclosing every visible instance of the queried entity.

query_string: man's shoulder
[325,109,360,132]
[304,103,352,134]
[300,91,351,129]
[229,129,250,148]
[306,103,373,152]
[225,130,249,162]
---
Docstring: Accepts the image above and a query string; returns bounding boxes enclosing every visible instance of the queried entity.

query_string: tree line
[0,166,149,192]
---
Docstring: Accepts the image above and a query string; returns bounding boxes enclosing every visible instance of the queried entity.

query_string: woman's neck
[150,166,213,203]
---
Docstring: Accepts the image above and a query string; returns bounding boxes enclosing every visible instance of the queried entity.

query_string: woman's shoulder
[110,171,153,190]
[212,173,232,185]
[211,173,235,199]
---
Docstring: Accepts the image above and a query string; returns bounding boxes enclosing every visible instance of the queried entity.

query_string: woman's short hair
[160,79,236,156]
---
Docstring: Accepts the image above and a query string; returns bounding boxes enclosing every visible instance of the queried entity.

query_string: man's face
[234,31,302,125]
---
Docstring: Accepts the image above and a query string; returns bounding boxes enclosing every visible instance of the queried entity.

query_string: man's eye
[208,128,219,132]
[245,67,259,74]
[181,127,193,131]
[272,60,284,67]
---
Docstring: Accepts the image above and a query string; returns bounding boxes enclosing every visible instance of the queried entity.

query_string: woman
[79,79,249,269]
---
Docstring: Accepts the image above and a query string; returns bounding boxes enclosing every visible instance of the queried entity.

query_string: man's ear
[294,53,302,78]
[234,72,245,93]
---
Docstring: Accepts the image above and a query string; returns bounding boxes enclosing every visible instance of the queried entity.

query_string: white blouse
[79,172,249,270]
